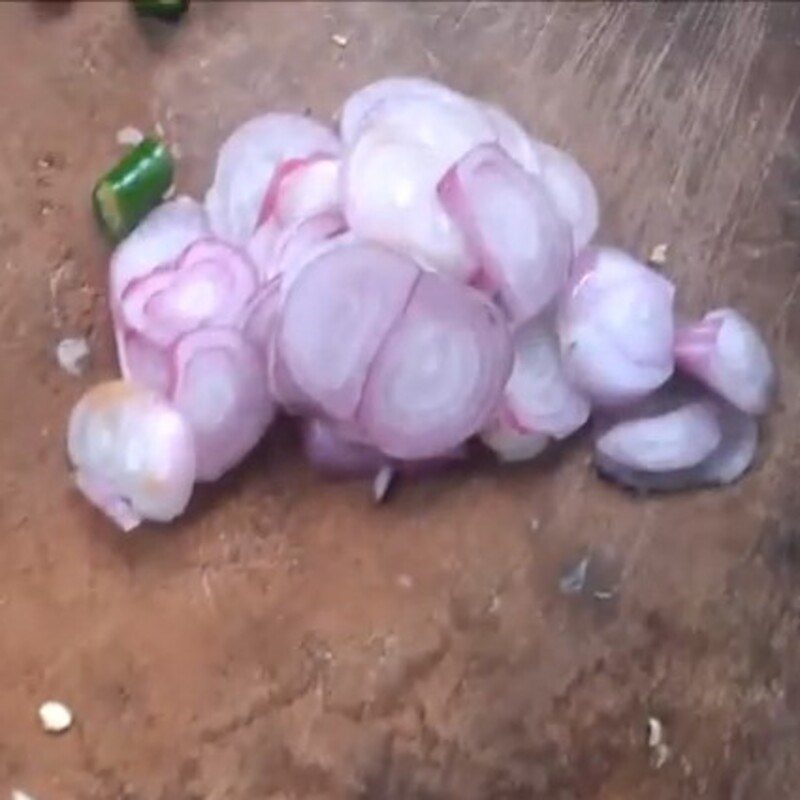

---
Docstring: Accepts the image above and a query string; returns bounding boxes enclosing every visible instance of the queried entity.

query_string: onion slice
[558,247,675,405]
[120,238,257,347]
[67,381,196,530]
[530,140,599,253]
[357,272,512,459]
[595,399,758,492]
[439,143,572,324]
[169,327,275,481]
[302,418,389,477]
[277,241,420,420]
[480,414,550,463]
[205,114,341,244]
[343,126,473,279]
[501,319,590,439]
[339,77,486,146]
[675,307,775,415]
[109,196,209,303]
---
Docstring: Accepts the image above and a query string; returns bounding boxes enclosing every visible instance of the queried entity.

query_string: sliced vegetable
[439,143,572,324]
[132,0,189,20]
[119,237,257,347]
[357,272,513,460]
[93,138,174,241]
[675,307,775,415]
[499,318,590,439]
[170,327,275,482]
[558,247,675,405]
[67,381,196,530]
[277,241,419,420]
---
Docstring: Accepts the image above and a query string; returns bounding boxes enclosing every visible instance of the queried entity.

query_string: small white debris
[162,183,177,200]
[116,126,145,147]
[647,716,670,769]
[56,337,90,377]
[529,516,541,532]
[397,574,414,589]
[559,556,590,594]
[648,243,669,267]
[372,465,395,504]
[38,700,73,734]
[11,790,36,800]
[155,121,166,139]
[331,33,349,48]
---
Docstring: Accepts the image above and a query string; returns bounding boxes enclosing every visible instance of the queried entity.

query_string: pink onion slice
[302,418,389,477]
[263,211,350,289]
[357,272,513,460]
[558,247,675,405]
[595,399,758,492]
[480,414,551,463]
[205,114,341,244]
[169,327,275,481]
[439,143,573,324]
[242,279,281,364]
[277,241,420,420]
[343,126,474,280]
[67,381,196,530]
[121,331,171,396]
[675,308,775,415]
[339,77,482,146]
[258,156,341,230]
[530,140,599,253]
[501,319,591,439]
[595,397,722,473]
[481,102,542,174]
[120,238,257,348]
[110,196,209,304]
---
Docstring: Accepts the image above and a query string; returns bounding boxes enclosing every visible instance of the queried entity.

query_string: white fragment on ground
[648,243,669,267]
[331,33,349,47]
[171,142,183,161]
[647,716,671,769]
[372,465,395,504]
[529,516,541,532]
[56,337,90,377]
[162,183,177,200]
[11,790,36,800]
[397,573,413,589]
[559,555,590,594]
[38,700,73,734]
[155,121,166,139]
[116,126,145,147]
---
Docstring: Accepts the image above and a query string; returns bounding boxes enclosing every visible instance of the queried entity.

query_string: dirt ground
[0,2,799,798]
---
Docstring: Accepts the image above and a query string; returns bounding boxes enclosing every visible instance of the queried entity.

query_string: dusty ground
[0,2,799,798]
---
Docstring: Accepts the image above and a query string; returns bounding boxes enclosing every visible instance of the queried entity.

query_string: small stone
[116,126,145,147]
[648,243,669,267]
[56,337,90,377]
[38,700,73,734]
[559,556,590,594]
[11,790,36,800]
[372,466,395,504]
[331,33,349,47]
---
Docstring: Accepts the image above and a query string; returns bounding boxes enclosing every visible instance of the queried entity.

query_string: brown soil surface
[1,3,799,798]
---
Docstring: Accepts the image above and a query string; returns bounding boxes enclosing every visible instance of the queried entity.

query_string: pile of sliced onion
[67,77,777,531]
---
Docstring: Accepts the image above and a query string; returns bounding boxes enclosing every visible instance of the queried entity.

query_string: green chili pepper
[92,138,174,241]
[132,0,189,21]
